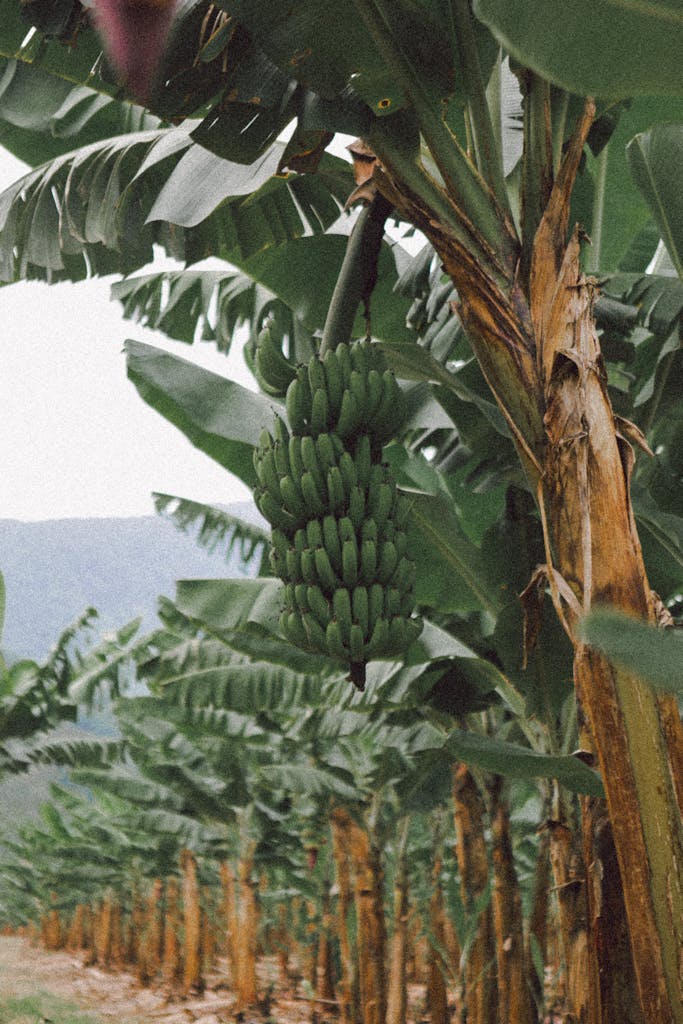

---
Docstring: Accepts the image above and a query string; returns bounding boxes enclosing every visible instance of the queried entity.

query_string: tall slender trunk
[525,825,550,1013]
[95,892,113,966]
[547,816,589,1021]
[331,811,361,1024]
[489,782,534,1024]
[333,807,386,1024]
[220,860,237,985]
[162,874,182,989]
[385,819,410,1024]
[427,841,449,1024]
[235,846,259,1011]
[181,849,203,995]
[318,878,336,1002]
[452,766,497,1024]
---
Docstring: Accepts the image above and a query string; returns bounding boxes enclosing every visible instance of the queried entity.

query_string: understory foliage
[0,1,682,1022]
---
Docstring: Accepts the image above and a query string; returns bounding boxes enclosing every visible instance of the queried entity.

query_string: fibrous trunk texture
[331,811,361,1024]
[181,849,203,995]
[162,874,182,988]
[452,766,498,1024]
[385,843,409,1024]
[235,847,258,1010]
[490,787,535,1024]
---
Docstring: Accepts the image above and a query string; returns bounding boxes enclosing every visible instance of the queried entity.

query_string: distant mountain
[0,505,261,660]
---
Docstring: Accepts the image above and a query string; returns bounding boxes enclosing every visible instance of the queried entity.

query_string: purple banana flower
[92,0,178,102]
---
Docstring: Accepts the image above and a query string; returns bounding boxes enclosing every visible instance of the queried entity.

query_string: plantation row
[0,605,597,1024]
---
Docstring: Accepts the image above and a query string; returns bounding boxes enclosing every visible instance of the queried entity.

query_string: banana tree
[1,2,683,1019]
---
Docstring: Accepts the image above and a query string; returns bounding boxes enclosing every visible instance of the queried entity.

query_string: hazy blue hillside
[0,504,261,659]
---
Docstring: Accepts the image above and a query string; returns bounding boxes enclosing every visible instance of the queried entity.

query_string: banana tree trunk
[318,878,336,1002]
[525,826,550,1012]
[333,807,386,1024]
[331,810,361,1024]
[489,782,535,1024]
[235,845,259,1010]
[220,860,238,985]
[181,849,203,995]
[451,766,497,1024]
[371,97,683,1023]
[426,848,449,1024]
[385,819,410,1024]
[162,874,182,988]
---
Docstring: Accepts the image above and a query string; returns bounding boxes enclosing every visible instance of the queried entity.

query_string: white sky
[0,148,256,521]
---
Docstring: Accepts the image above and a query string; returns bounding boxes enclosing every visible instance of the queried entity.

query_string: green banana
[301,471,326,517]
[255,488,297,533]
[337,518,356,545]
[280,475,307,522]
[302,611,327,650]
[322,349,343,419]
[283,610,311,650]
[342,539,359,588]
[385,587,401,618]
[310,386,330,436]
[322,515,342,574]
[338,451,358,493]
[336,389,360,440]
[368,584,385,632]
[365,616,389,659]
[352,586,369,638]
[301,547,317,585]
[365,368,384,420]
[288,436,305,484]
[349,370,368,423]
[333,588,353,642]
[361,518,378,544]
[285,547,302,581]
[336,343,353,388]
[307,355,327,397]
[255,448,282,501]
[314,546,338,593]
[307,585,331,629]
[349,623,365,662]
[326,620,347,660]
[353,434,372,488]
[306,519,323,550]
[255,324,296,394]
[301,435,326,495]
[348,486,365,532]
[315,433,338,472]
[326,466,346,514]
[286,378,307,435]
[360,539,378,583]
[377,540,399,585]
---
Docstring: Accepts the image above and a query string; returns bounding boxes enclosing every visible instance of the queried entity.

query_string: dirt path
[0,936,238,1024]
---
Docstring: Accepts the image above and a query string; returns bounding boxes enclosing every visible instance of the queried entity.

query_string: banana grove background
[0,2,682,1024]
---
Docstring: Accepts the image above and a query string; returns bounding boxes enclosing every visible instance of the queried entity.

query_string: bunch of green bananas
[254,337,423,689]
[253,323,297,397]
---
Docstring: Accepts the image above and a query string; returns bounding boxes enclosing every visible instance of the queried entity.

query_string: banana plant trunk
[489,781,535,1024]
[385,819,410,1024]
[162,874,182,988]
[181,849,204,995]
[331,810,361,1024]
[451,765,497,1024]
[235,845,259,1010]
[370,94,683,1023]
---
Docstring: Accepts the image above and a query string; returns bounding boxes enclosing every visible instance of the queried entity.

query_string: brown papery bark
[331,811,361,1024]
[94,893,113,966]
[219,860,237,985]
[181,849,203,995]
[426,848,448,1024]
[490,784,535,1024]
[333,807,386,1024]
[525,826,550,1012]
[452,766,497,1024]
[385,822,410,1024]
[547,818,589,1021]
[318,879,336,1002]
[234,846,259,1010]
[162,874,182,988]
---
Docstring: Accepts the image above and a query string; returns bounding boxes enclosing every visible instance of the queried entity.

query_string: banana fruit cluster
[254,338,423,689]
[253,323,296,397]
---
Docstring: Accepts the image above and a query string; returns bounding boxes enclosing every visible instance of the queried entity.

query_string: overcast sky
[0,148,256,522]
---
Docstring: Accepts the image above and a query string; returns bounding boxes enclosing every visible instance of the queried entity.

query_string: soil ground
[0,935,308,1024]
